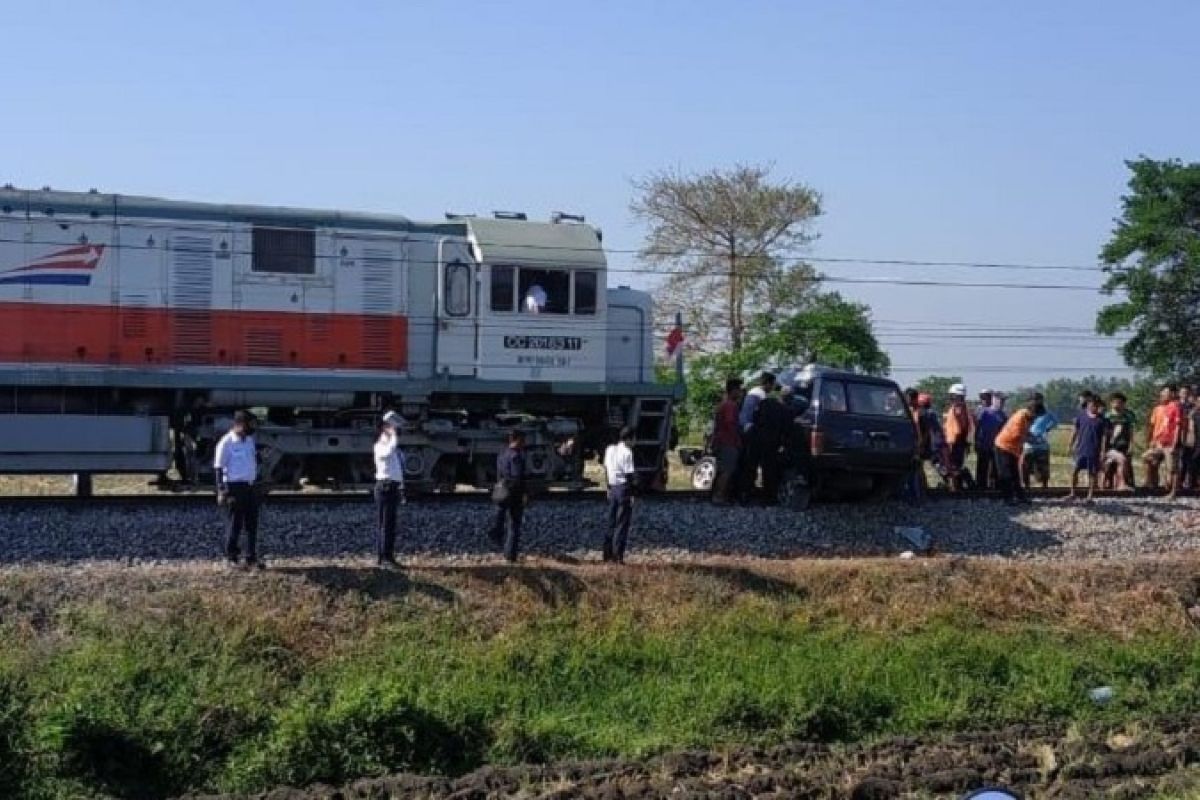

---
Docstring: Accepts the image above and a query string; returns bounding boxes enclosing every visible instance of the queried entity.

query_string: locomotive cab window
[444,261,471,317]
[574,270,597,315]
[491,265,515,312]
[519,268,569,314]
[252,226,315,275]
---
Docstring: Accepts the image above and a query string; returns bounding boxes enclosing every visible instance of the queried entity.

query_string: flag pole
[674,311,684,387]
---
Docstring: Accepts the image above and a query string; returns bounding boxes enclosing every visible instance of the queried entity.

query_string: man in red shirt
[711,378,744,505]
[1143,383,1183,497]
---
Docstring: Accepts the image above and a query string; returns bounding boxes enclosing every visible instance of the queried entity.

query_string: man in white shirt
[523,284,547,313]
[737,372,776,503]
[373,411,406,568]
[602,426,638,563]
[214,410,263,569]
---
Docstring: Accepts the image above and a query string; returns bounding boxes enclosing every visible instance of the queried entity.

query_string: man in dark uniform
[489,430,527,562]
[753,384,791,504]
[737,371,777,503]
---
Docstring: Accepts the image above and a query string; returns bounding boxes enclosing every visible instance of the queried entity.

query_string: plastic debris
[895,526,932,552]
[1089,686,1114,704]
[898,550,916,560]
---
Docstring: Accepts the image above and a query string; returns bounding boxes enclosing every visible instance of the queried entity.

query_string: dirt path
[182,720,1200,799]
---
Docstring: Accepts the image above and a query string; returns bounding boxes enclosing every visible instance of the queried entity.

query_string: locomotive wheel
[432,459,457,493]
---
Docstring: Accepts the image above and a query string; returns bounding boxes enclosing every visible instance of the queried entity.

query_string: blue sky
[4,0,1197,391]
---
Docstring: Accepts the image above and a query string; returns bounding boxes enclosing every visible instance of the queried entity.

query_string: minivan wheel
[691,457,717,492]
[780,472,812,511]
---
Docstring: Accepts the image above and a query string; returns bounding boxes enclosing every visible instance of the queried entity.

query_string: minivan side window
[846,382,908,418]
[819,380,847,413]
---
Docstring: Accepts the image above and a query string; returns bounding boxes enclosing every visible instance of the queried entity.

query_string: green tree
[632,164,822,352]
[740,293,890,376]
[1097,158,1200,378]
[675,293,888,439]
[1013,375,1158,425]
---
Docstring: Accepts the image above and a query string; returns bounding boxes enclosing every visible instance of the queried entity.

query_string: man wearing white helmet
[942,383,973,490]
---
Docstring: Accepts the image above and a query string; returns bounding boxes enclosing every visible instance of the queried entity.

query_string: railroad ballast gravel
[2,496,1199,564]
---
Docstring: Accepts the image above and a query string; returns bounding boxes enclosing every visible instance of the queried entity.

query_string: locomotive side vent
[245,329,284,366]
[120,294,149,340]
[361,247,395,369]
[170,235,214,364]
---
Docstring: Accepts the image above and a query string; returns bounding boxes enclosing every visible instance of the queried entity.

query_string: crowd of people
[710,373,807,506]
[906,382,1200,505]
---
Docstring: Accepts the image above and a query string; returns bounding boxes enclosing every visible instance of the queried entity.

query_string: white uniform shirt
[603,442,636,487]
[374,434,404,482]
[214,432,257,483]
[524,284,547,313]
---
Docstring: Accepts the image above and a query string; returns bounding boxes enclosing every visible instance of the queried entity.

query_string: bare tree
[631,164,822,352]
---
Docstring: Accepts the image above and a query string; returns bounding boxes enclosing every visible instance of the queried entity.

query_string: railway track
[0,485,1181,509]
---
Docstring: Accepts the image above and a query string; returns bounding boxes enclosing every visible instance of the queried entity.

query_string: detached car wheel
[691,457,717,492]
[779,472,812,511]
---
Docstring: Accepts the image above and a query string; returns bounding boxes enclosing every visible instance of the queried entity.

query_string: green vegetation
[1098,157,1200,379]
[2,562,1200,799]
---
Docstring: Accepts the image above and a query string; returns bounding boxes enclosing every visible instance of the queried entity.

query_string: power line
[0,225,1114,291]
[1,207,1111,272]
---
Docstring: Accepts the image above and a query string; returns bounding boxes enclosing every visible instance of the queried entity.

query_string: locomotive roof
[0,185,461,236]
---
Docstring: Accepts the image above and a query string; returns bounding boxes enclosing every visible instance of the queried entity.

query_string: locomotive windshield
[490,266,598,315]
[519,269,569,314]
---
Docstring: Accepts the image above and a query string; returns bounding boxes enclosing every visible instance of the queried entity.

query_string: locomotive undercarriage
[0,386,673,494]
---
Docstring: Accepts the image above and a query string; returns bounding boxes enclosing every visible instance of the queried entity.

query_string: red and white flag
[665,324,684,357]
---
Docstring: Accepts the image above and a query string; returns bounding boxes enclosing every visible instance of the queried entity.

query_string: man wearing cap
[602,426,637,563]
[373,411,406,568]
[214,410,264,569]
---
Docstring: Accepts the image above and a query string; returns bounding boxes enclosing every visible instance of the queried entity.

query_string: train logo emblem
[0,244,105,286]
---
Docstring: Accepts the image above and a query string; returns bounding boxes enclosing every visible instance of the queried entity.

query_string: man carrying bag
[488,430,527,562]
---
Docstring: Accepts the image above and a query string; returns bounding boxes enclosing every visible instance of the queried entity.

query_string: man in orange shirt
[993,395,1040,506]
[942,383,973,490]
[1143,384,1183,498]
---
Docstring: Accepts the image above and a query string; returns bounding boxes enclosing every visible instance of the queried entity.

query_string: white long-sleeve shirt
[603,442,636,487]
[374,434,405,482]
[214,432,257,483]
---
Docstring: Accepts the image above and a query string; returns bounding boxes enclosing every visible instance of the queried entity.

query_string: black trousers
[490,497,524,562]
[976,447,995,489]
[224,482,260,562]
[605,483,633,562]
[737,438,765,501]
[374,480,400,560]
[994,450,1026,503]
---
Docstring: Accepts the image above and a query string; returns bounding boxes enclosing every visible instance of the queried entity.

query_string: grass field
[3,558,1200,798]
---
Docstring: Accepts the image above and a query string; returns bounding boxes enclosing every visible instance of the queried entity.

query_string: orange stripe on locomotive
[0,302,408,371]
